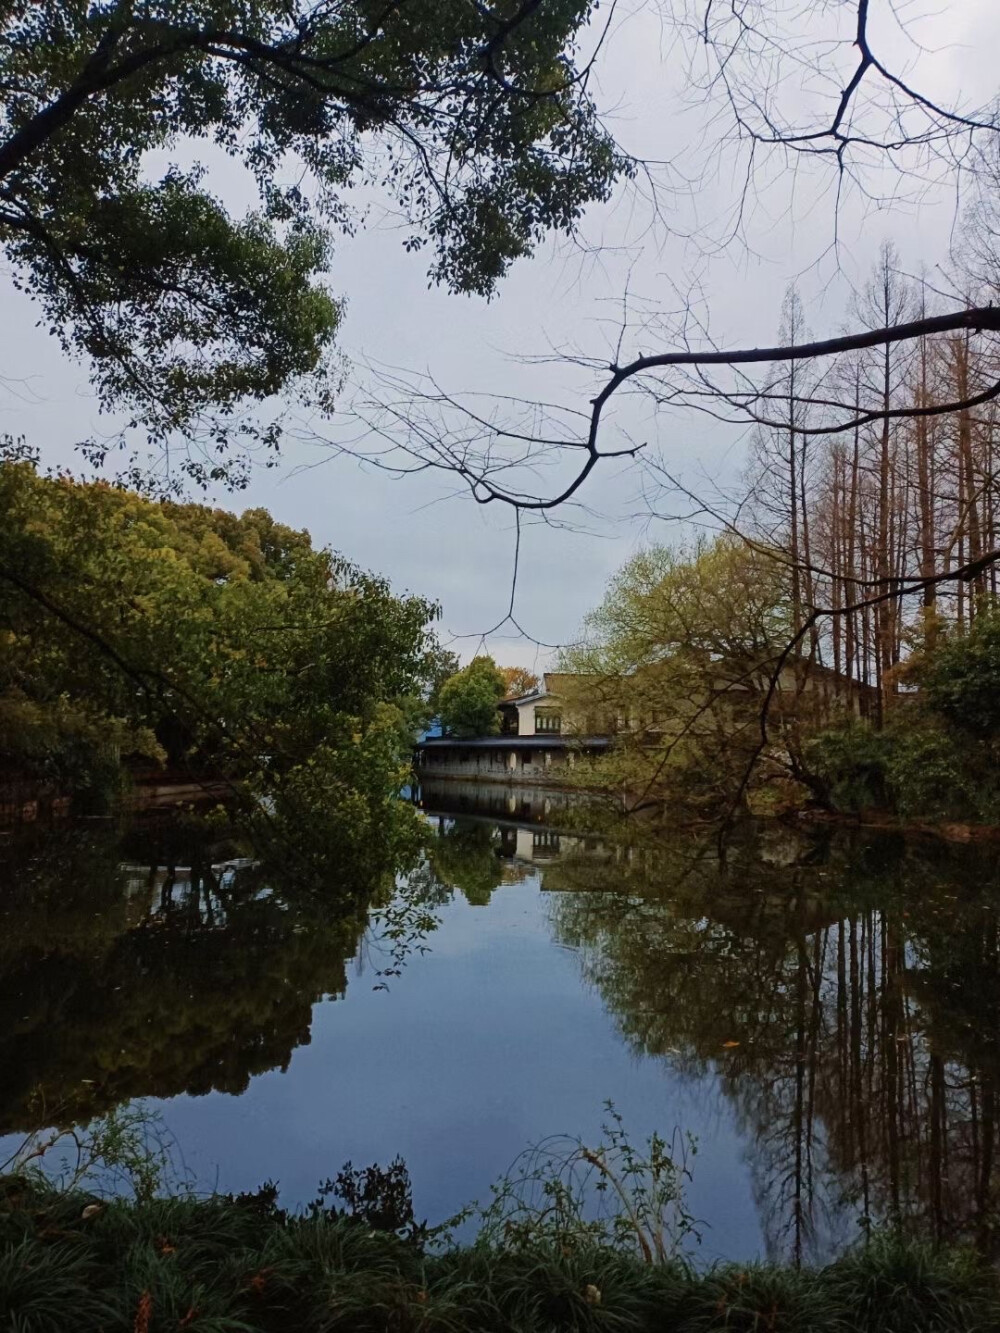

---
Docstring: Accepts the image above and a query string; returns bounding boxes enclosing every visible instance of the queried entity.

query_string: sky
[3,0,999,671]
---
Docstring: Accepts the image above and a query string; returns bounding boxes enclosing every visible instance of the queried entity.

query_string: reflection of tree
[426,818,504,907]
[0,822,377,1132]
[549,830,1000,1263]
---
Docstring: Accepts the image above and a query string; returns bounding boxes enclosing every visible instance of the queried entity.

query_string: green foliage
[918,605,1000,740]
[561,536,795,815]
[423,646,462,716]
[808,604,1000,822]
[4,1102,179,1206]
[475,1102,700,1264]
[681,1263,829,1333]
[0,2,627,478]
[810,714,999,821]
[568,537,793,676]
[1,1171,998,1332]
[884,724,991,820]
[0,689,163,805]
[823,1233,999,1333]
[806,722,895,813]
[438,656,507,738]
[0,460,441,873]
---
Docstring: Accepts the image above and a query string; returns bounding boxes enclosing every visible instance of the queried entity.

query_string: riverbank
[1,1177,996,1332]
[786,805,1000,845]
[0,771,235,826]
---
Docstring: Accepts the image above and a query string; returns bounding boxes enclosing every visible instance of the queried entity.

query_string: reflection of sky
[154,876,762,1262]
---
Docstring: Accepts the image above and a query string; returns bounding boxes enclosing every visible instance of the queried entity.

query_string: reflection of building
[418,780,612,875]
[416,777,599,824]
[414,734,611,784]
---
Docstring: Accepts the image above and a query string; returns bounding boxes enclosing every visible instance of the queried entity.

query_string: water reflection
[0,819,371,1131]
[417,780,1000,1259]
[2,791,999,1264]
[543,830,1000,1261]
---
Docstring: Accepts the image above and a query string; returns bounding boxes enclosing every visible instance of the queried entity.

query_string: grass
[1,1175,998,1333]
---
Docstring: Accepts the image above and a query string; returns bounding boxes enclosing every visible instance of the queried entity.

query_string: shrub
[919,607,1000,740]
[806,716,997,822]
[806,722,894,813]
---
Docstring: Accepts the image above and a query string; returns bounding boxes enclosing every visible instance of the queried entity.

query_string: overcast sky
[3,0,999,671]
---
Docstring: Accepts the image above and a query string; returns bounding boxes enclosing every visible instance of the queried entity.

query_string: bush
[883,724,988,821]
[806,721,894,813]
[806,716,998,822]
[919,607,1000,740]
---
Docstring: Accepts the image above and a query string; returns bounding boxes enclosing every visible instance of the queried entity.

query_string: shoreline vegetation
[2,1104,999,1333]
[551,536,1000,835]
[2,1180,997,1332]
[0,462,461,885]
[6,465,1000,845]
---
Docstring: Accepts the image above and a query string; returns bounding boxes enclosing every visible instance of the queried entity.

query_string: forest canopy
[0,460,441,871]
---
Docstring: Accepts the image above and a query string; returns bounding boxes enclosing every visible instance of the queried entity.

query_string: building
[497,672,603,737]
[415,659,875,788]
[416,672,611,784]
[414,734,611,785]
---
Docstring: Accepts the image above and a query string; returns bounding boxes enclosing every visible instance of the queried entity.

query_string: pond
[0,781,998,1265]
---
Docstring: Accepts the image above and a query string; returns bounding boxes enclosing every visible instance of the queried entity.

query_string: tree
[561,537,809,813]
[0,459,441,870]
[0,1,627,484]
[499,666,540,699]
[423,646,461,714]
[437,655,506,738]
[339,3,1000,671]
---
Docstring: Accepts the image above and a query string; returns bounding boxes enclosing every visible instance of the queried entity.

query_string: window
[534,709,562,734]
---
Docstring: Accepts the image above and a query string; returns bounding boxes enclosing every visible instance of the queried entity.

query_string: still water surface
[1,781,997,1264]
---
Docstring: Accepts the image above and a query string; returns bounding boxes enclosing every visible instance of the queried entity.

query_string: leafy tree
[437,655,506,738]
[422,645,461,715]
[0,459,440,866]
[499,666,540,699]
[560,537,795,813]
[0,1,627,482]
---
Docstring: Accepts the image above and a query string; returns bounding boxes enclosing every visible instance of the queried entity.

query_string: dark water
[1,783,998,1264]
